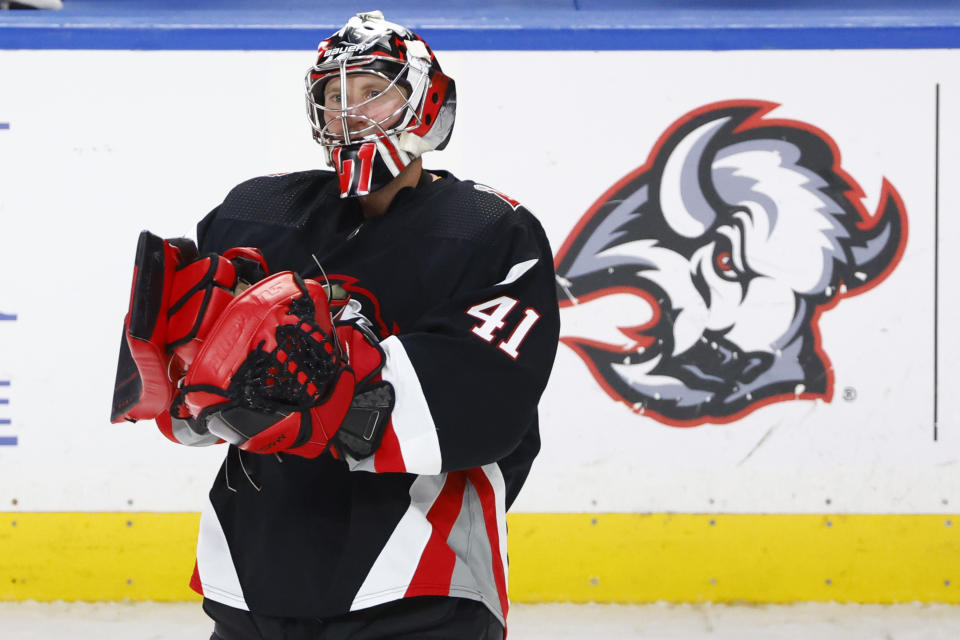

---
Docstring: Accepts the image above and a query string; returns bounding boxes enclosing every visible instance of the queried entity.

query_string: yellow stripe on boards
[0,513,957,602]
[0,513,201,601]
[508,513,960,603]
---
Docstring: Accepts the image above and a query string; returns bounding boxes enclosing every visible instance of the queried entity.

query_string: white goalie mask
[304,11,457,198]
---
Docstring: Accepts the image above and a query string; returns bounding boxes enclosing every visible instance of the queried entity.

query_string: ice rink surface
[2,601,960,639]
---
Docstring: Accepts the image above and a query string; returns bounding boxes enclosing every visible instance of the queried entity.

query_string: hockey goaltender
[111,10,559,640]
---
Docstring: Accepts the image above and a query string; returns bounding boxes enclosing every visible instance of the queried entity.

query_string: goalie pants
[204,596,504,640]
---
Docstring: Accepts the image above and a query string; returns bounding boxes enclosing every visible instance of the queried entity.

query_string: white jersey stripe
[196,495,249,611]
[379,335,443,475]
[494,258,538,287]
[350,474,447,611]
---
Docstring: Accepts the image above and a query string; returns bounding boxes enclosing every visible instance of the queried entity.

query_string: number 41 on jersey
[466,296,540,360]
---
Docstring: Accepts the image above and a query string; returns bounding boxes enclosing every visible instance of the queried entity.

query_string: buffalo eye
[715,251,733,271]
[712,237,740,281]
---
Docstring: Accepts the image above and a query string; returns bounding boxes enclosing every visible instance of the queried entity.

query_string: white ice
[2,602,960,639]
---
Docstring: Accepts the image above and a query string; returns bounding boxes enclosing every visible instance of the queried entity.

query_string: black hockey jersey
[184,169,559,625]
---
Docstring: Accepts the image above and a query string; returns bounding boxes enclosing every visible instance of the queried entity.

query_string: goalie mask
[305,11,456,198]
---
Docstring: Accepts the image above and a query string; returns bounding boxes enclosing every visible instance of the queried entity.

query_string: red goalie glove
[110,231,268,424]
[178,271,390,458]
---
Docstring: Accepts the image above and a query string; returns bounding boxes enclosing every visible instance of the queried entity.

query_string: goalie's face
[319,73,411,143]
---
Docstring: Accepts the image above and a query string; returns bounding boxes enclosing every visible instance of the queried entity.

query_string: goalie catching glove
[111,230,268,424]
[177,271,394,459]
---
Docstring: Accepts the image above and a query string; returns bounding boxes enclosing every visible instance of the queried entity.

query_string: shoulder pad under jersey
[220,171,337,229]
[418,179,527,245]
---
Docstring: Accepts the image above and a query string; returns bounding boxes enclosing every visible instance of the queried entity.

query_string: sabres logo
[554,100,908,426]
[324,274,398,339]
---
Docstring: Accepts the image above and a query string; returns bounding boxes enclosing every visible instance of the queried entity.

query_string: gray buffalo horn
[846,186,904,291]
[658,116,729,238]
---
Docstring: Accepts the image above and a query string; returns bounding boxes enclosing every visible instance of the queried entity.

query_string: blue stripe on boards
[1,25,960,50]
[3,0,960,52]
[0,437,18,446]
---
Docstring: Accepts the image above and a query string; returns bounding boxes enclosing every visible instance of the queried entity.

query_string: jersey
[185,169,560,626]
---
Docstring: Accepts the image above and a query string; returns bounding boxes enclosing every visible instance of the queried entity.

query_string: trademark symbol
[842,387,857,402]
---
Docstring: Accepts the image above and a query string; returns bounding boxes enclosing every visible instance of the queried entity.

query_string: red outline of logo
[555,100,909,427]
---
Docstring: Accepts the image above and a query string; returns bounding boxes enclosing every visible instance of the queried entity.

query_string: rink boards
[2,11,960,604]
[2,512,958,603]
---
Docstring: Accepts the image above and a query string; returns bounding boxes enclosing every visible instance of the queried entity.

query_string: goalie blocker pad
[110,231,267,424]
[111,232,193,423]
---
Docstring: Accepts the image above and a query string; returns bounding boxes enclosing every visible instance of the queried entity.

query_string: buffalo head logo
[555,101,907,426]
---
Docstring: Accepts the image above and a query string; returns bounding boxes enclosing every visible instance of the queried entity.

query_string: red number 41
[466,296,541,360]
